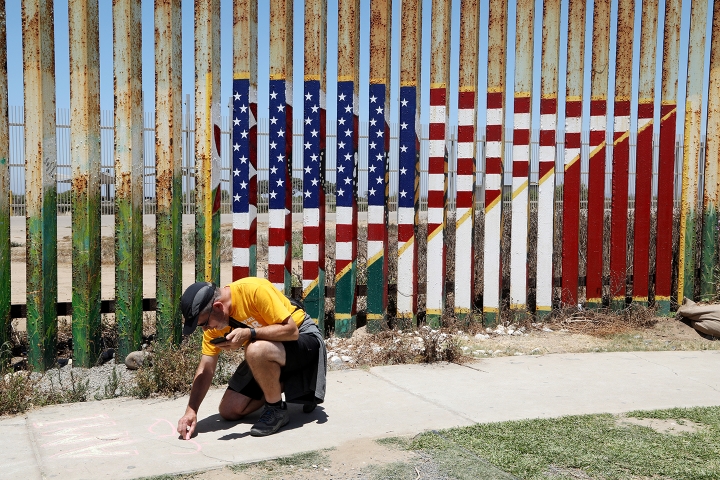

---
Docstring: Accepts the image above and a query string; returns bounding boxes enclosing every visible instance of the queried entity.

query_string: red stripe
[233,229,249,248]
[457,125,475,142]
[428,122,446,139]
[565,101,582,117]
[609,128,630,298]
[540,97,557,114]
[589,99,607,116]
[586,144,606,300]
[514,96,531,112]
[456,190,474,208]
[268,264,285,284]
[398,223,415,242]
[302,226,321,244]
[632,124,654,298]
[485,157,502,174]
[656,109,676,297]
[336,258,352,272]
[428,156,446,173]
[513,129,530,145]
[367,223,385,241]
[430,87,446,106]
[233,266,249,280]
[335,225,355,243]
[458,91,476,109]
[427,190,445,208]
[456,158,475,175]
[565,132,581,149]
[638,102,653,118]
[485,124,502,141]
[589,130,605,147]
[485,189,501,205]
[614,100,630,116]
[268,228,286,247]
[539,130,555,146]
[660,103,675,116]
[562,161,580,304]
[486,91,503,109]
[538,161,554,178]
[303,261,318,279]
[513,161,528,177]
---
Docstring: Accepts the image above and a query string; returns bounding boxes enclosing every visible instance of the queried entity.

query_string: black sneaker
[250,402,290,437]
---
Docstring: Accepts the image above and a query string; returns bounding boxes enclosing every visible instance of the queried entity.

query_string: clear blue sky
[4,0,709,138]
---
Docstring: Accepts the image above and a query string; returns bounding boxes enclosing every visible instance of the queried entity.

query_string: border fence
[1,0,717,371]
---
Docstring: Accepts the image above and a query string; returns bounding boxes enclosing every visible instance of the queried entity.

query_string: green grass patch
[408,406,720,479]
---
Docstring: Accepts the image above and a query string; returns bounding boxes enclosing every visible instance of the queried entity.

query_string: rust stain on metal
[615,0,635,98]
[270,0,288,77]
[430,0,451,86]
[304,0,325,78]
[369,0,390,84]
[540,0,560,94]
[514,0,534,93]
[565,0,585,98]
[638,1,659,101]
[458,0,480,90]
[591,0,610,96]
[661,0,682,101]
[337,0,360,82]
[400,0,421,84]
[235,0,258,81]
[487,0,507,90]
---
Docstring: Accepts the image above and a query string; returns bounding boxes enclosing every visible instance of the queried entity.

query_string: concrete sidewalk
[3,350,719,480]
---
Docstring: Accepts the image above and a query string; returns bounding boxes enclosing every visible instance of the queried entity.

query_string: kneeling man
[177,277,326,438]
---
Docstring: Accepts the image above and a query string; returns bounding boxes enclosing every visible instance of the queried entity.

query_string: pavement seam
[630,352,720,393]
[25,415,47,479]
[367,365,479,425]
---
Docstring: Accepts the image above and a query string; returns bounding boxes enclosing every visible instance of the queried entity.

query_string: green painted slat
[0,0,9,364]
[334,261,356,338]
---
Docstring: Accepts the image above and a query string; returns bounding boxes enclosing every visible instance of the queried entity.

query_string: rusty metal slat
[69,0,102,366]
[337,0,360,84]
[236,0,257,82]
[661,0,682,102]
[400,0,421,89]
[459,0,480,91]
[638,1,659,101]
[194,0,221,285]
[155,0,182,344]
[0,0,9,362]
[591,0,610,98]
[114,0,143,360]
[615,0,635,99]
[487,0,507,92]
[565,0,585,99]
[700,0,720,300]
[23,0,58,371]
[369,0,391,85]
[514,0,534,95]
[430,0,451,87]
[540,0,560,97]
[678,0,709,301]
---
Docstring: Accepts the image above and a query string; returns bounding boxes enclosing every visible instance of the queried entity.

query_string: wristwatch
[250,328,256,342]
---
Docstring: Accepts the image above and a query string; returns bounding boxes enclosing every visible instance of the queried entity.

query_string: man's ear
[212,300,224,311]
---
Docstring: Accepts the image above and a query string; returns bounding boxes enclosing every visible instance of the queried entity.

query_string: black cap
[181,282,217,335]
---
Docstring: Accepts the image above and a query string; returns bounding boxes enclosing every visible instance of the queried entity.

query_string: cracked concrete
[1,350,719,480]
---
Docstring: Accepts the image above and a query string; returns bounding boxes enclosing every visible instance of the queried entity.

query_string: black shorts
[227,330,321,400]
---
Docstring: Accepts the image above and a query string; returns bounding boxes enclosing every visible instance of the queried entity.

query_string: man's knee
[245,340,283,363]
[218,397,244,421]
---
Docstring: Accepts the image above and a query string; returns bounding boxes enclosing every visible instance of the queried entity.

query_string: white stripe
[303,243,319,262]
[485,174,502,190]
[512,145,530,162]
[536,175,555,310]
[512,176,526,190]
[426,229,444,312]
[269,209,286,228]
[638,117,652,130]
[457,142,475,159]
[485,141,501,158]
[486,107,502,125]
[513,113,530,129]
[510,188,528,306]
[564,148,580,165]
[539,145,556,163]
[398,207,415,225]
[456,174,474,192]
[367,240,383,258]
[268,246,286,265]
[454,213,472,310]
[565,116,581,132]
[457,108,475,126]
[335,241,353,261]
[614,115,630,132]
[590,115,607,131]
[428,173,445,191]
[483,206,501,310]
[397,240,415,314]
[233,248,249,267]
[427,207,444,225]
[367,205,384,225]
[303,208,319,226]
[428,139,446,157]
[540,114,557,130]
[233,213,250,230]
[303,279,312,290]
[272,282,284,291]
[335,206,353,225]
[429,105,446,123]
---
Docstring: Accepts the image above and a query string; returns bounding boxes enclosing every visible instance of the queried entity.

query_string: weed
[94,365,126,400]
[45,368,91,404]
[0,369,37,415]
[229,449,331,475]
[548,303,657,337]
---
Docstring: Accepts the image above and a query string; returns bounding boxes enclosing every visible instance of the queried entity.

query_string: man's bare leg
[218,389,265,420]
[245,341,286,403]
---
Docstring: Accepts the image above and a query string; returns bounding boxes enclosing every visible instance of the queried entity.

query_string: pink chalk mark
[148,419,202,455]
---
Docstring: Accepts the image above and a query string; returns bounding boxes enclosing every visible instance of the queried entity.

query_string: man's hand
[222,328,251,349]
[177,411,197,440]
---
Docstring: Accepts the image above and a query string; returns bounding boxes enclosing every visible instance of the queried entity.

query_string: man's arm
[177,354,218,440]
[223,316,298,348]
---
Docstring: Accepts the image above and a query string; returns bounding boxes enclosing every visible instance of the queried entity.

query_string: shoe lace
[258,406,278,424]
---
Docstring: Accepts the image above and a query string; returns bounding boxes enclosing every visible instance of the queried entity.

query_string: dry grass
[548,304,657,337]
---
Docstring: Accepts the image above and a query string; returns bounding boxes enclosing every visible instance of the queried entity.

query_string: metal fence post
[0,0,9,363]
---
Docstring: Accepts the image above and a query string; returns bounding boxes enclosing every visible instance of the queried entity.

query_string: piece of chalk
[186,426,190,431]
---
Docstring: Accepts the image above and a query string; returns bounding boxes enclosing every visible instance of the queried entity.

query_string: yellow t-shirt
[201,277,305,356]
